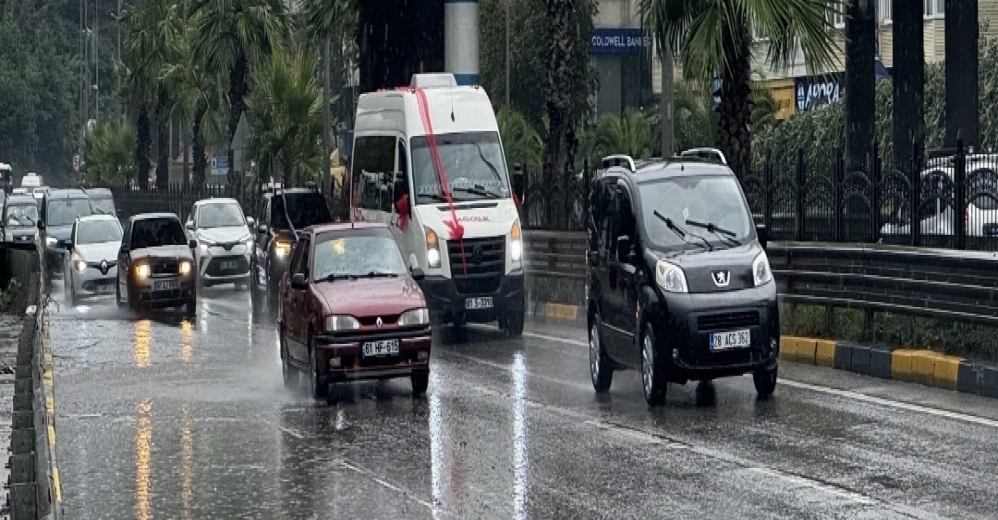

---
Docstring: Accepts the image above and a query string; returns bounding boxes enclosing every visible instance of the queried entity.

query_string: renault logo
[376,317,383,329]
[100,260,108,274]
[711,270,730,287]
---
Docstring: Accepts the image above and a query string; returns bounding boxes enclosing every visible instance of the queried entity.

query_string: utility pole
[660,41,674,157]
[95,0,100,120]
[505,0,510,107]
[322,36,331,187]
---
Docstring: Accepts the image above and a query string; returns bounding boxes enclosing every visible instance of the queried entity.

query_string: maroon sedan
[277,222,432,399]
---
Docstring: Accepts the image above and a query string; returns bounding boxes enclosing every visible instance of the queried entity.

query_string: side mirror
[511,172,525,202]
[64,240,73,251]
[185,222,194,231]
[116,209,123,219]
[756,224,768,249]
[246,216,256,228]
[36,219,44,230]
[290,272,308,289]
[257,223,267,234]
[410,266,425,281]
[188,239,197,249]
[616,235,631,262]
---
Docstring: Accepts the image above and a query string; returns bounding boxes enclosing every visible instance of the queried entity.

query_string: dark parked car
[251,184,333,308]
[586,153,779,406]
[115,213,198,316]
[278,222,432,399]
[38,189,94,275]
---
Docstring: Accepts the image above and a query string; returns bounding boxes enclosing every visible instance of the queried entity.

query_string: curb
[780,336,998,399]
[529,301,585,324]
[39,308,63,516]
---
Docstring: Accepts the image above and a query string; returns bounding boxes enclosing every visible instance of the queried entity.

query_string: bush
[753,34,998,171]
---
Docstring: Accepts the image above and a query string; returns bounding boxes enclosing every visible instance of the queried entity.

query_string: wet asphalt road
[44,280,998,520]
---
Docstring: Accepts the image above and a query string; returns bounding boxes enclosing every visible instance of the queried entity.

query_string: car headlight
[325,315,360,332]
[655,259,688,293]
[179,260,191,276]
[752,251,773,286]
[72,253,86,272]
[425,227,441,268]
[510,220,522,263]
[45,236,57,247]
[398,308,430,326]
[240,235,253,247]
[274,241,292,258]
[135,263,150,278]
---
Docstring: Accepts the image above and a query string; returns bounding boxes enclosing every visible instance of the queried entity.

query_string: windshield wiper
[321,273,357,282]
[653,210,711,251]
[363,271,399,278]
[685,219,741,247]
[421,192,450,203]
[453,184,501,199]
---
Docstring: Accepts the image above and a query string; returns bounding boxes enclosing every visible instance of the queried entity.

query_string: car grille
[204,256,250,276]
[85,260,117,275]
[357,314,402,327]
[448,236,504,295]
[14,234,33,242]
[696,310,760,332]
[151,260,180,275]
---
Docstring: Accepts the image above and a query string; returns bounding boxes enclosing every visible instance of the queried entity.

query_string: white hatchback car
[185,198,254,288]
[63,214,123,305]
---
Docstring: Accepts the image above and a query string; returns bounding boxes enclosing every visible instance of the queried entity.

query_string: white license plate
[96,284,114,294]
[362,339,400,357]
[464,297,494,310]
[153,279,180,291]
[220,260,238,270]
[709,329,751,351]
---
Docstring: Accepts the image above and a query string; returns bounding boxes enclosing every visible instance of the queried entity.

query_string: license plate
[153,279,180,291]
[362,339,400,357]
[464,297,494,310]
[220,260,237,270]
[96,284,114,294]
[709,329,751,351]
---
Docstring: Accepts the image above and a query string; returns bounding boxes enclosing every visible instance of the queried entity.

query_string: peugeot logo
[472,246,484,264]
[711,270,730,287]
[376,317,383,329]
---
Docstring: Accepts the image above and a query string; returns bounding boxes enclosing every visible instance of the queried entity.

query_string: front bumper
[197,245,252,283]
[417,270,525,324]
[651,285,780,382]
[130,275,197,307]
[313,327,432,383]
[69,265,118,297]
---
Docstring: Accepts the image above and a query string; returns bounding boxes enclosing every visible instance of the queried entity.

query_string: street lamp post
[505,0,509,107]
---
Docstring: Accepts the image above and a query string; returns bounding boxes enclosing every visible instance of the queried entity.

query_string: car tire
[640,325,667,407]
[307,333,327,400]
[280,326,294,389]
[503,308,525,338]
[411,371,429,397]
[589,314,613,393]
[185,297,196,318]
[115,279,125,308]
[69,281,79,307]
[753,364,778,398]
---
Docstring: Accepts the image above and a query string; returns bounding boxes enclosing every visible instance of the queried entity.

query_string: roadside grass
[0,279,21,313]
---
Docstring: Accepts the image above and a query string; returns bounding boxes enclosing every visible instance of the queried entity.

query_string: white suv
[185,198,255,289]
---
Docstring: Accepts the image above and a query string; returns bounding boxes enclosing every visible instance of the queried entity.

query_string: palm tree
[496,107,544,183]
[84,118,136,184]
[191,0,292,185]
[640,0,839,178]
[246,46,324,184]
[591,108,655,161]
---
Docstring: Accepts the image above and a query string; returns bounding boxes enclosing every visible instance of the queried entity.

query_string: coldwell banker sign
[590,28,651,54]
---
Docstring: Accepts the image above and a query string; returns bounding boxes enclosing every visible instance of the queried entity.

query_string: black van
[585,154,779,406]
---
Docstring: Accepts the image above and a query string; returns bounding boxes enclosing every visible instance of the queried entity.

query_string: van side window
[351,136,397,213]
[614,188,637,262]
[598,184,617,262]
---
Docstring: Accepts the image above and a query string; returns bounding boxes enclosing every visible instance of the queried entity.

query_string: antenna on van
[450,90,455,122]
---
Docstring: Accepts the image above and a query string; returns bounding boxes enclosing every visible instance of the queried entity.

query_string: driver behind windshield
[5,204,38,226]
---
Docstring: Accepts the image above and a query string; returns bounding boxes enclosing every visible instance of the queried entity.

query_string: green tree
[590,108,655,161]
[479,0,548,129]
[246,46,325,184]
[191,0,292,183]
[83,118,136,184]
[496,106,544,182]
[640,0,839,178]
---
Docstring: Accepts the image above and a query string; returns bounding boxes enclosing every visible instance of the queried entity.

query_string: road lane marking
[510,329,998,430]
[743,467,876,505]
[339,460,440,513]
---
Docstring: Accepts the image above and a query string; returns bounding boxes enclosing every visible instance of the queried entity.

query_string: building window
[828,1,846,29]
[924,0,944,18]
[879,0,892,24]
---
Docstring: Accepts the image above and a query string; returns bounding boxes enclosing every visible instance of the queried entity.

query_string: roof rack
[678,147,727,165]
[601,155,637,172]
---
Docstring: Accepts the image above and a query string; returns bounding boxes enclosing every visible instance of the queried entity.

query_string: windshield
[77,219,123,245]
[90,196,116,216]
[197,202,246,228]
[312,234,408,280]
[640,175,755,251]
[46,198,92,226]
[4,203,39,226]
[272,194,332,230]
[131,218,188,249]
[410,131,511,204]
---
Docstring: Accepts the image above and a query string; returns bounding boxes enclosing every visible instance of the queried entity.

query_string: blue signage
[590,28,651,55]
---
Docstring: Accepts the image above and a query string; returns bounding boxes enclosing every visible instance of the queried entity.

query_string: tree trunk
[135,108,151,191]
[155,91,170,189]
[182,118,190,189]
[322,37,331,188]
[227,51,248,184]
[542,0,581,229]
[716,19,753,179]
[192,104,207,187]
[892,0,924,168]
[945,0,979,148]
[845,0,876,170]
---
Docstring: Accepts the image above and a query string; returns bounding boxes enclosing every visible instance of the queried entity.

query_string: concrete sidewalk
[0,314,20,519]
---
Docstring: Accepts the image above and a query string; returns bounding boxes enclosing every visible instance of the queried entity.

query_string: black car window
[271,193,332,230]
[130,218,188,249]
[77,220,123,245]
[46,198,92,226]
[639,174,755,251]
[289,237,306,274]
